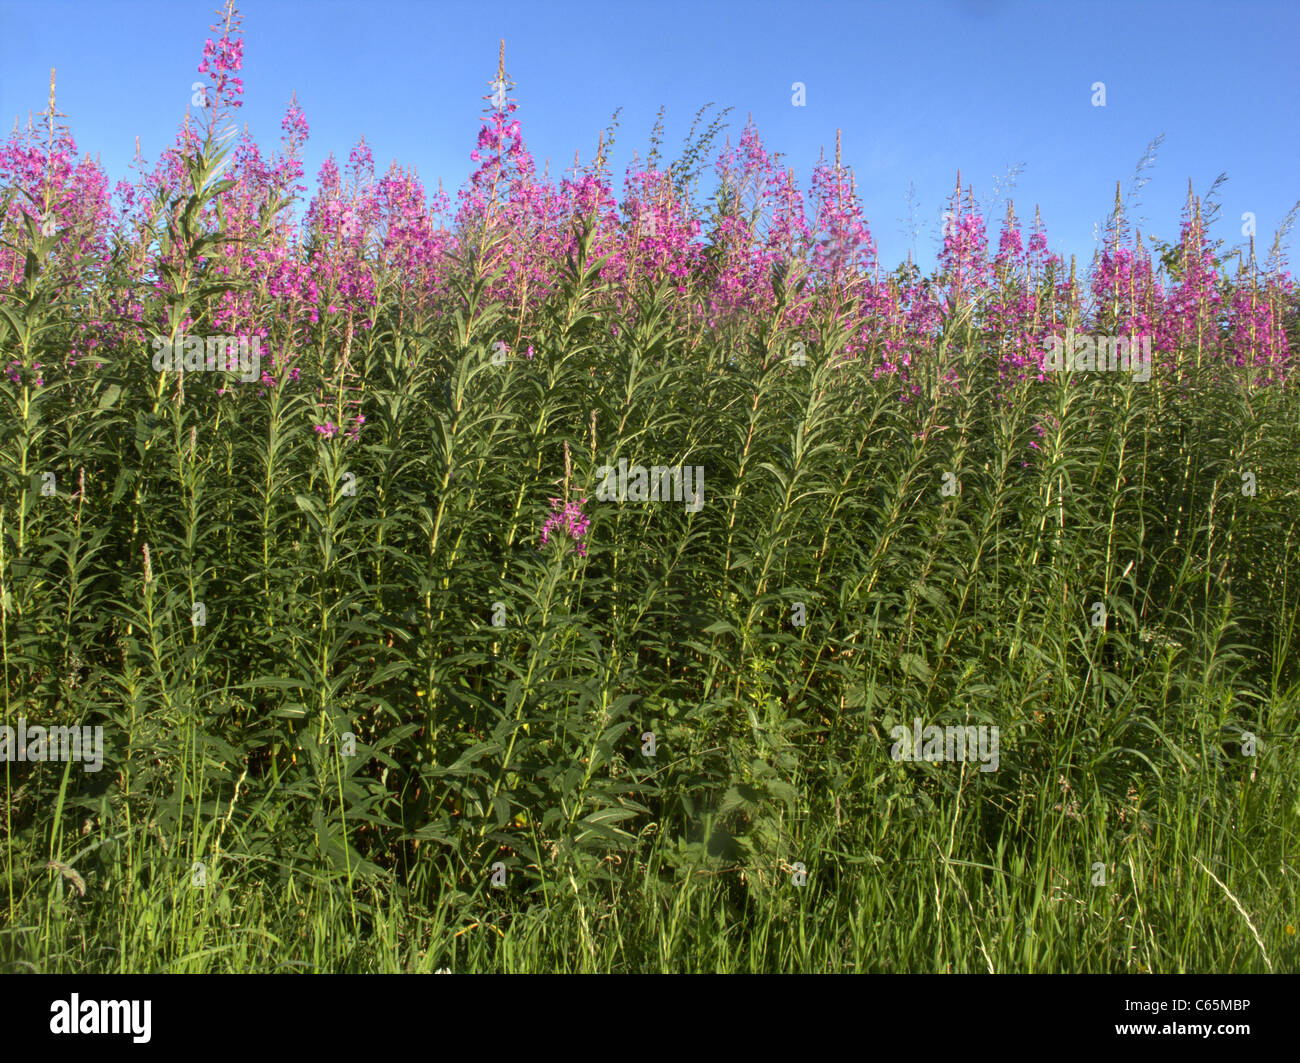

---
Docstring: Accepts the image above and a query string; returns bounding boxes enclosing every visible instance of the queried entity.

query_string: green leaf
[898,652,933,682]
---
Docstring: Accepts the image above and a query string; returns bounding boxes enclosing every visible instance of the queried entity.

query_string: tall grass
[1,6,1297,973]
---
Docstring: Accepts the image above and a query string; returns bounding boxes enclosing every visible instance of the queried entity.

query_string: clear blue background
[2,0,1296,274]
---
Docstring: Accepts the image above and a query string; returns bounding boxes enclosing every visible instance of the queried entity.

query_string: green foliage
[1,138,1298,975]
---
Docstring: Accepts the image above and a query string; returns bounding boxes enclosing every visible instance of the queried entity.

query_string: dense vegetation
[2,3,1297,972]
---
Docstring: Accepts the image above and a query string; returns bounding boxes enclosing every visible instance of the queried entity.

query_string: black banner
[2,973,1291,1050]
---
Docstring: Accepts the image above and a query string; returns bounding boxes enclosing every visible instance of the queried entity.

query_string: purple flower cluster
[1,1,1294,424]
[539,497,590,558]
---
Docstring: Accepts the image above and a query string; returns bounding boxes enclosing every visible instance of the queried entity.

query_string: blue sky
[2,0,1297,275]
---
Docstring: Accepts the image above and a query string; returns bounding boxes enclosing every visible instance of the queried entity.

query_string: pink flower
[539,496,590,558]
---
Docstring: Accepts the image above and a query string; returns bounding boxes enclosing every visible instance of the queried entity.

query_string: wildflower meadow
[1,1,1298,977]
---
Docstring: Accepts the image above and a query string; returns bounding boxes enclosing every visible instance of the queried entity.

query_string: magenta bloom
[539,497,590,558]
[195,2,246,120]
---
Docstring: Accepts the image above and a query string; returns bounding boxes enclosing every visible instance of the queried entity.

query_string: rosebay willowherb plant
[0,2,1297,975]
